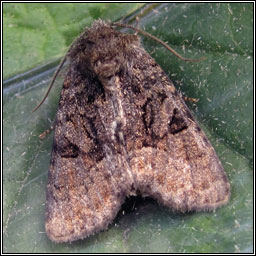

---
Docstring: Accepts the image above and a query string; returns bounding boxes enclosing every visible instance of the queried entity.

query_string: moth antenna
[32,56,67,112]
[112,22,206,62]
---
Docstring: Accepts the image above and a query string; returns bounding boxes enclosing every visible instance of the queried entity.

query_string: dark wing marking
[125,47,230,212]
[45,70,131,243]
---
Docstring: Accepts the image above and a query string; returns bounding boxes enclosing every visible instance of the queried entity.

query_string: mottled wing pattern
[45,70,132,243]
[124,46,230,212]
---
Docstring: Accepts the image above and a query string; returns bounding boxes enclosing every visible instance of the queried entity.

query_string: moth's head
[68,20,140,84]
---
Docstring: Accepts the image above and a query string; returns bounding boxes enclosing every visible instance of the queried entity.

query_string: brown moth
[43,20,230,243]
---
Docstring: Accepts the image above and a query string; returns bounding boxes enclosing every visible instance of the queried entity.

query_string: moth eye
[106,75,114,79]
[95,59,102,67]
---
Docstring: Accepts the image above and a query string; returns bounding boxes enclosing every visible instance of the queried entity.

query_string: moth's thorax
[69,20,140,84]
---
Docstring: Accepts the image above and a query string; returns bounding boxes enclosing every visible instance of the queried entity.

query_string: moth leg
[39,126,54,140]
[39,119,56,140]
[183,96,199,103]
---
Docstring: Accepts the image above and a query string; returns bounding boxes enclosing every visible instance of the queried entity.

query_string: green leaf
[3,3,253,253]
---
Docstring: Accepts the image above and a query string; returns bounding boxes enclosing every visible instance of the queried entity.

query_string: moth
[40,20,230,243]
